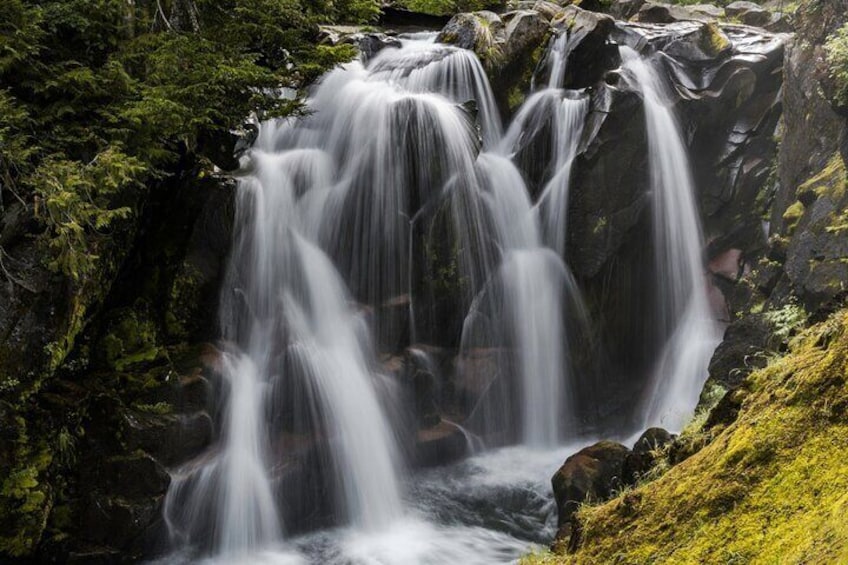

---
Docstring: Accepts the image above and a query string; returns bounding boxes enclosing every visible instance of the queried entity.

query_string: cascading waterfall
[620,47,722,431]
[163,111,405,556]
[158,26,731,564]
[468,153,587,446]
[500,90,589,256]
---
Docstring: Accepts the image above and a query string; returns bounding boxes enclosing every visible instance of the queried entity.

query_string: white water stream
[159,33,721,564]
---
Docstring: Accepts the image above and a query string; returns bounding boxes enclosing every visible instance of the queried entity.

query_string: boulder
[634,1,718,23]
[660,21,732,62]
[503,10,550,61]
[608,0,645,20]
[414,420,470,466]
[707,313,778,390]
[690,3,725,19]
[344,33,403,62]
[437,11,505,58]
[532,0,569,20]
[623,427,674,483]
[551,441,630,542]
[726,1,770,27]
[544,6,618,89]
[438,9,552,115]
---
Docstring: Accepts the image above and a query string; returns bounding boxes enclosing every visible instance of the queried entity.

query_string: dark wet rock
[608,0,645,20]
[414,420,470,467]
[80,493,163,554]
[437,11,505,56]
[564,21,786,421]
[345,33,403,61]
[66,547,124,565]
[547,6,618,89]
[783,195,848,312]
[634,2,717,24]
[452,348,503,408]
[762,11,792,33]
[551,441,630,543]
[97,454,171,499]
[197,123,257,172]
[122,410,213,467]
[164,178,235,342]
[770,1,848,314]
[707,313,778,390]
[379,5,453,28]
[623,427,674,483]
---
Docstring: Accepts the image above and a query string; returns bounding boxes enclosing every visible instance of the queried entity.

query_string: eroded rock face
[556,19,787,413]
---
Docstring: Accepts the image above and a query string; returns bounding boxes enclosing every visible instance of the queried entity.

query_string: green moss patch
[527,309,848,564]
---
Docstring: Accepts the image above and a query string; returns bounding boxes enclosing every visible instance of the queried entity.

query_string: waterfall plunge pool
[155,444,591,564]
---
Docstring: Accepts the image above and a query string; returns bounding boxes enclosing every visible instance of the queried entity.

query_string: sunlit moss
[525,309,848,564]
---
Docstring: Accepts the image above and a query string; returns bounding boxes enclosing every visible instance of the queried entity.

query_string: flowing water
[620,47,722,431]
[160,32,721,564]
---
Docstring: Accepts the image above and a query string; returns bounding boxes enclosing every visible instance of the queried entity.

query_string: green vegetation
[396,0,503,17]
[0,0,366,284]
[825,22,848,107]
[523,309,848,565]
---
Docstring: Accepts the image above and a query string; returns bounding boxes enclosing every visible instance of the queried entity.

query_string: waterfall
[468,153,587,446]
[157,27,729,562]
[163,99,407,555]
[545,30,578,89]
[620,47,722,431]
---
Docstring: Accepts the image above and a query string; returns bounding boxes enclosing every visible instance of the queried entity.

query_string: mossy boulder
[551,440,630,546]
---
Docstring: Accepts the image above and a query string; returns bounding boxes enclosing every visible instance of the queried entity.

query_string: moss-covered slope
[527,310,848,564]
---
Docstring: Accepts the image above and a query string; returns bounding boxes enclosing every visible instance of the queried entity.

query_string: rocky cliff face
[441,2,788,428]
[0,158,236,561]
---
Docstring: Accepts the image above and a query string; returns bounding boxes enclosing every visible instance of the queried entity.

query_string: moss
[101,308,162,371]
[781,200,805,235]
[698,22,731,57]
[592,216,608,236]
[799,153,847,201]
[505,33,550,113]
[165,262,205,340]
[532,310,848,564]
[131,401,173,415]
[0,423,54,557]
